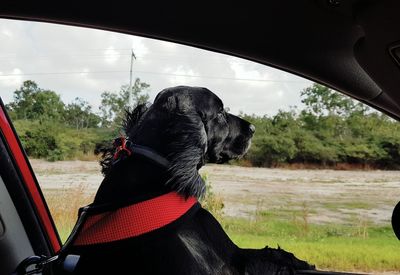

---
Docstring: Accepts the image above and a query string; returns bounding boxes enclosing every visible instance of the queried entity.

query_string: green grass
[322,201,373,211]
[221,217,400,273]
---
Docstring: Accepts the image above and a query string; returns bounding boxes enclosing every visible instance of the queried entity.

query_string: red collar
[73,192,197,246]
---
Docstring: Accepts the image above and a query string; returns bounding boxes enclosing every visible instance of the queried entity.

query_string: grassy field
[31,160,400,274]
[222,217,399,272]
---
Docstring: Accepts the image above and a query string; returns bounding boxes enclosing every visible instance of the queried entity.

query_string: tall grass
[43,185,93,242]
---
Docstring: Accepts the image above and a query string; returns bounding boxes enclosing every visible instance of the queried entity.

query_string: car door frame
[0,97,61,274]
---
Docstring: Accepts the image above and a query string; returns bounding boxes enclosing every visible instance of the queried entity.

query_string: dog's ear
[152,87,225,198]
[164,111,207,199]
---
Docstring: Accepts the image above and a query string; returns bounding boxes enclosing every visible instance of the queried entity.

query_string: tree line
[243,84,400,169]
[5,79,149,160]
[5,80,400,169]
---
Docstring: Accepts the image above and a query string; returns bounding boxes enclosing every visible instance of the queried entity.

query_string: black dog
[60,86,314,274]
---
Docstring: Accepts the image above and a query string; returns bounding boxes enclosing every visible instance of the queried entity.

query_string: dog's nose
[249,124,256,135]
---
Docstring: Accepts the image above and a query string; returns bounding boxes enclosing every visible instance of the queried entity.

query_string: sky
[0,18,312,116]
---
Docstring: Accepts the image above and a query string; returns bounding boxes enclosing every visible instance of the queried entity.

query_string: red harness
[73,192,197,246]
[113,136,132,160]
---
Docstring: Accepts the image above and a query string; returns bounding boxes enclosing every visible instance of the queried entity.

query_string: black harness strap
[112,137,170,168]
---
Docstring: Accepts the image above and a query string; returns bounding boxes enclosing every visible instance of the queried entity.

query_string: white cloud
[79,68,90,77]
[0,68,23,87]
[103,47,120,64]
[229,60,273,86]
[158,40,177,50]
[1,28,12,37]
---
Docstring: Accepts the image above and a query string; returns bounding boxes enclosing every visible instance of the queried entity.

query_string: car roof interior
[0,0,400,119]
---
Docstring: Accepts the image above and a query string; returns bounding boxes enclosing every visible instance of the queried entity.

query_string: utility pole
[128,49,136,109]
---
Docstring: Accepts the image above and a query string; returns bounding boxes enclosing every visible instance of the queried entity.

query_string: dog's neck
[93,156,171,205]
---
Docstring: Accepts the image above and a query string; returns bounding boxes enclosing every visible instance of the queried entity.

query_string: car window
[1,19,399,274]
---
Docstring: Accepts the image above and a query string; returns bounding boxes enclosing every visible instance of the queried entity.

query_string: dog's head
[99,86,254,198]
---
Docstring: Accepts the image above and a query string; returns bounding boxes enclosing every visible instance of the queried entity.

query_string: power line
[0,70,124,76]
[0,53,251,65]
[0,49,257,64]
[0,69,309,83]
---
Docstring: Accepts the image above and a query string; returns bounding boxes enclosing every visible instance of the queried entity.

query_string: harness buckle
[113,136,132,160]
[13,255,59,275]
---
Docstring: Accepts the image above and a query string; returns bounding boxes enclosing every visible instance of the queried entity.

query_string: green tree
[7,80,40,119]
[31,90,65,121]
[99,78,150,127]
[301,83,368,117]
[64,97,101,129]
[6,80,64,121]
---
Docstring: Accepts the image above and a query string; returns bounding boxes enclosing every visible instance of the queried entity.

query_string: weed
[355,214,370,239]
[200,173,224,219]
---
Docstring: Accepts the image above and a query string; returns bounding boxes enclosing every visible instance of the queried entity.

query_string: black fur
[62,86,314,274]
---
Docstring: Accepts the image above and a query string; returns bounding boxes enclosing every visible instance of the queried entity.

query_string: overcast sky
[0,18,312,116]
